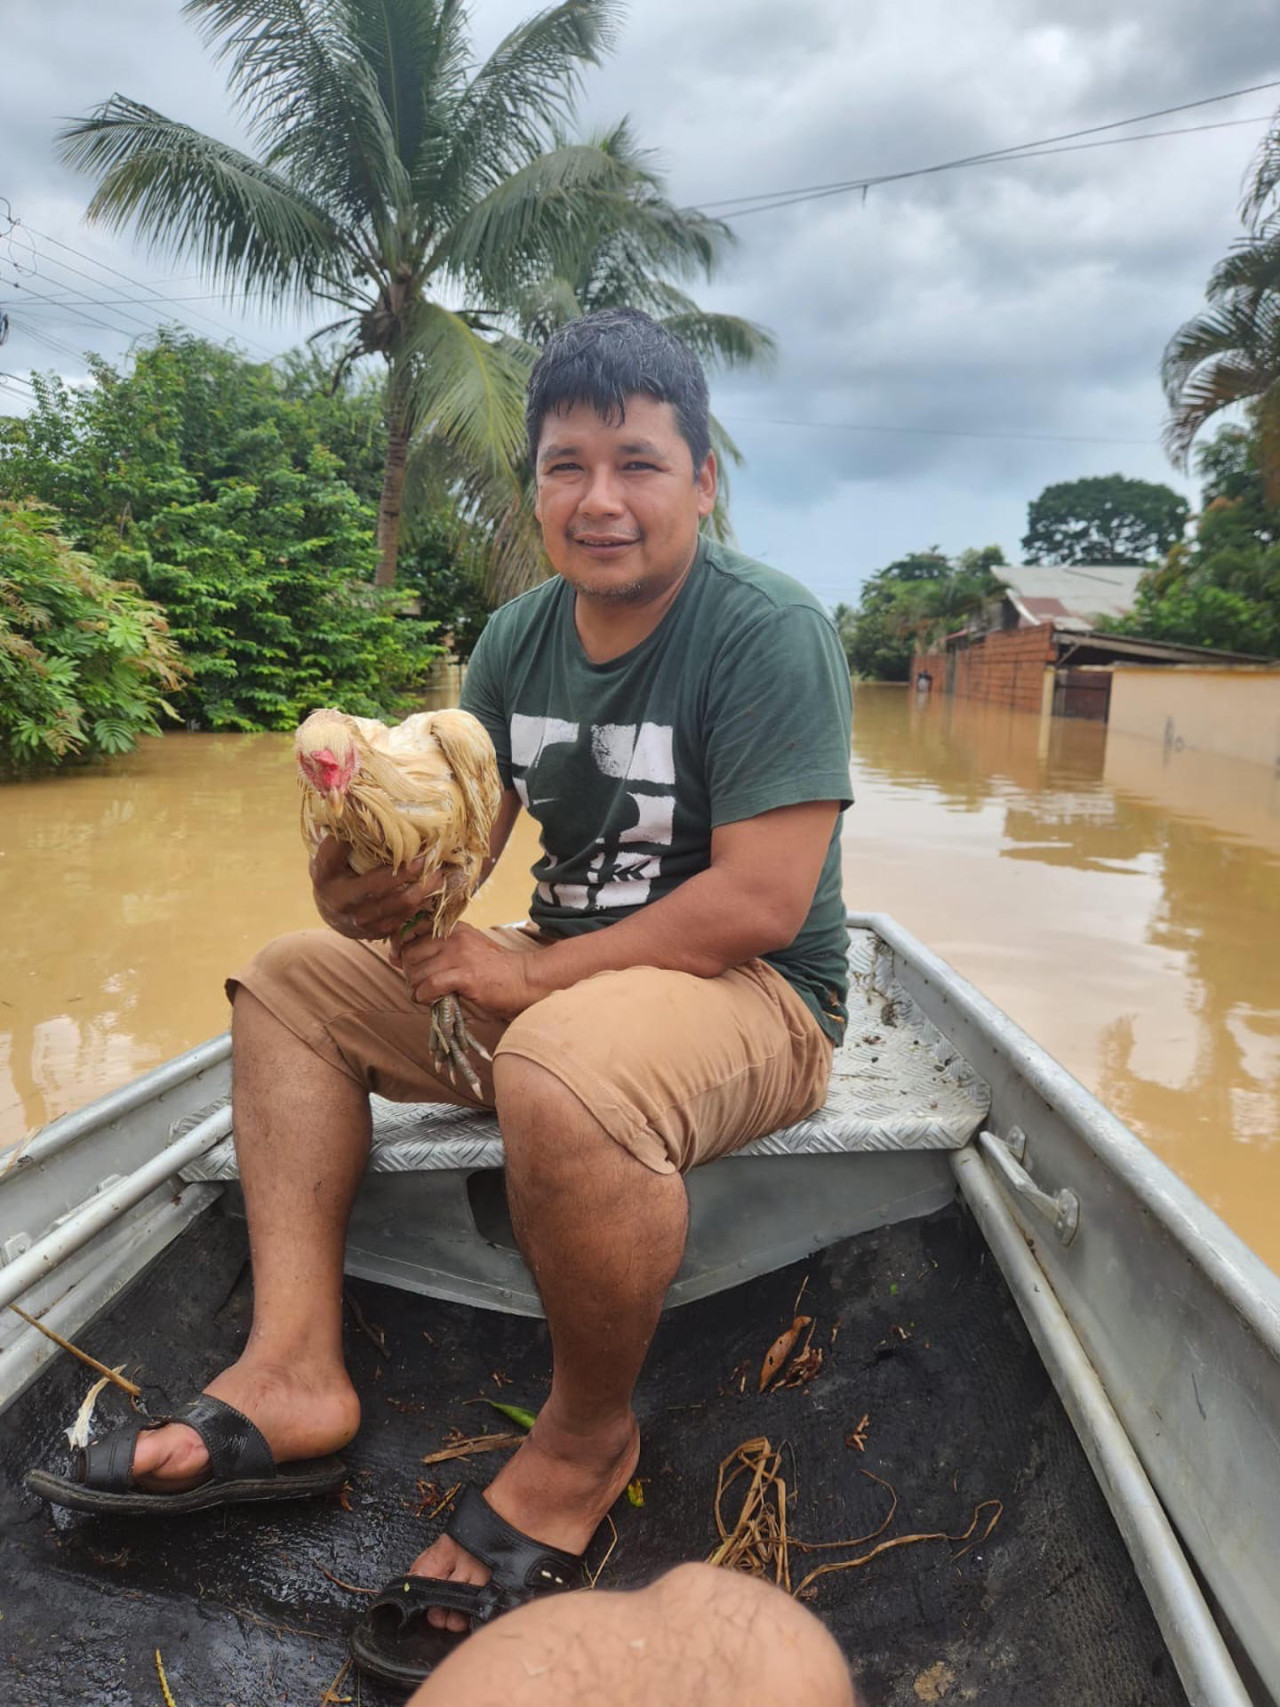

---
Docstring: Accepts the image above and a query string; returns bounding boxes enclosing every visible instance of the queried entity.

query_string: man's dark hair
[526,308,711,474]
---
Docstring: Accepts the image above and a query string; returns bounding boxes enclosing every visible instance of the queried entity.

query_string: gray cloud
[4,0,1278,606]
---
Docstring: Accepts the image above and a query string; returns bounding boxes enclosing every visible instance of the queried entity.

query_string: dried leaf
[759,1315,812,1392]
[774,1345,824,1390]
[487,1400,537,1431]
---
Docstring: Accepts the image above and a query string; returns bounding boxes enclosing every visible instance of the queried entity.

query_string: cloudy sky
[4,0,1280,606]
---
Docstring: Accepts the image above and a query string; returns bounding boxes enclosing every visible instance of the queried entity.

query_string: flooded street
[2,686,1277,1270]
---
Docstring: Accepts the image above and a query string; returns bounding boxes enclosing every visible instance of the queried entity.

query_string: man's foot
[410,1407,640,1633]
[129,1358,361,1492]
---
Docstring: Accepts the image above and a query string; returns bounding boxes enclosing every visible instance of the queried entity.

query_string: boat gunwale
[852,908,1280,1359]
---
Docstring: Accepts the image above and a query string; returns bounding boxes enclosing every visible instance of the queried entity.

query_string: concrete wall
[912,626,1055,715]
[1108,665,1280,771]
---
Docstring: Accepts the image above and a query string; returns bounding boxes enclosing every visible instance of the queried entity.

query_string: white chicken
[295,707,502,1094]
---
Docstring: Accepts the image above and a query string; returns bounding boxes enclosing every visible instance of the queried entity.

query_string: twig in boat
[7,1305,141,1396]
[791,1499,1002,1597]
[412,1479,461,1521]
[337,1481,354,1513]
[154,1648,178,1707]
[420,1431,524,1466]
[344,1294,387,1358]
[758,1316,812,1391]
[319,1658,353,1704]
[845,1414,871,1453]
[586,1513,618,1589]
[313,1561,376,1596]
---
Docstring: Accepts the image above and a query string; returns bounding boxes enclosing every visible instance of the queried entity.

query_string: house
[912,565,1270,723]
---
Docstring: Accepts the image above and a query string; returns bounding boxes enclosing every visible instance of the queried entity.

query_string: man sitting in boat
[38,308,854,1679]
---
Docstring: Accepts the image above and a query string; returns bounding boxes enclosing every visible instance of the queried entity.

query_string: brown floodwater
[2,686,1277,1271]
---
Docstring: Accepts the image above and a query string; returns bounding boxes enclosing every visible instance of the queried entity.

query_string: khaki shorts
[228,926,834,1175]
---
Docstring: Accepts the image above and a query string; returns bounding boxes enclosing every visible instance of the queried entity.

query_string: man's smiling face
[534,395,717,607]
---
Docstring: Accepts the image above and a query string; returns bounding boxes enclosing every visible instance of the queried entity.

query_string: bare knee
[654,1565,857,1705]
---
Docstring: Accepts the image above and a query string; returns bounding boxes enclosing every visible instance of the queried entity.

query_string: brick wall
[911,626,1055,714]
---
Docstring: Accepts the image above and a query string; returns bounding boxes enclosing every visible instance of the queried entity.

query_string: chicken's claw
[429,994,490,1100]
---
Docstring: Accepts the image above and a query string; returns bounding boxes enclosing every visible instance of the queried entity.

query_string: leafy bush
[0,333,446,730]
[0,500,184,771]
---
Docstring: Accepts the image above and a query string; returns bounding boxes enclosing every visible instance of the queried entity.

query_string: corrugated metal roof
[999,564,1146,622]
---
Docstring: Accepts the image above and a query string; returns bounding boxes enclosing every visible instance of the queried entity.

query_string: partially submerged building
[911,564,1275,743]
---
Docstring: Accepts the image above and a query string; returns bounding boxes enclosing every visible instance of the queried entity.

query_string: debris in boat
[892,1323,912,1342]
[411,1479,460,1520]
[830,1320,842,1348]
[313,1560,376,1596]
[337,1482,354,1513]
[707,1437,793,1588]
[319,1658,353,1705]
[491,1368,513,1388]
[846,1414,871,1453]
[487,1400,537,1431]
[420,1430,524,1466]
[345,1292,387,1357]
[8,1305,141,1398]
[791,1494,1004,1597]
[154,1648,178,1707]
[759,1314,812,1391]
[708,1437,1004,1603]
[586,1513,619,1588]
[86,1545,131,1569]
[913,1661,956,1702]
[422,1328,438,1346]
[64,1370,128,1449]
[385,1395,429,1414]
[626,1477,647,1508]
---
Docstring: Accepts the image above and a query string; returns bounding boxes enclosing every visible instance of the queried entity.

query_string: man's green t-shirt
[460,539,854,1040]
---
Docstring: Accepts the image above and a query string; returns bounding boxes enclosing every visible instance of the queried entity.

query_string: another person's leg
[409,961,832,1631]
[130,929,512,1491]
[410,1564,858,1707]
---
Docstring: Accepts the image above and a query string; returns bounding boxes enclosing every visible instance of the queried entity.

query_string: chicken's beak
[326,787,344,812]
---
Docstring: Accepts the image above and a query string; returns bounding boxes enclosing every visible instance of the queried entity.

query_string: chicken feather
[295,706,502,1093]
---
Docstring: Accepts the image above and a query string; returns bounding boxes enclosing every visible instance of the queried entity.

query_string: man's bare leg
[410,1055,688,1631]
[410,1564,858,1707]
[130,989,367,1487]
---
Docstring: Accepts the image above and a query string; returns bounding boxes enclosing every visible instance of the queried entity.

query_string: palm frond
[434,0,621,207]
[183,0,413,234]
[396,302,532,473]
[1242,118,1280,230]
[659,311,775,371]
[57,96,341,304]
[428,140,637,291]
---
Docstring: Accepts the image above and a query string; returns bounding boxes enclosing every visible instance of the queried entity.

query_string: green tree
[60,0,768,591]
[0,500,184,771]
[0,333,443,729]
[834,547,1005,680]
[1110,423,1280,658]
[1163,117,1280,483]
[1021,475,1189,566]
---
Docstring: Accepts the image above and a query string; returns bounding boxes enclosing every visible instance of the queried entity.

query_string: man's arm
[399,799,839,1016]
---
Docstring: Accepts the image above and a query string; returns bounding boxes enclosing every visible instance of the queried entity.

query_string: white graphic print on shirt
[508,713,676,913]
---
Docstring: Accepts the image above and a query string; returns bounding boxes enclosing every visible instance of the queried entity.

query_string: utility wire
[725,413,1156,447]
[15,221,278,356]
[703,77,1280,218]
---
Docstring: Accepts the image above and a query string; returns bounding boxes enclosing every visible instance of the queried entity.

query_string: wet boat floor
[1,1199,1184,1707]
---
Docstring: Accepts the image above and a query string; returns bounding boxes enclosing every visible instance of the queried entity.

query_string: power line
[702,78,1280,219]
[725,414,1157,447]
[16,221,279,355]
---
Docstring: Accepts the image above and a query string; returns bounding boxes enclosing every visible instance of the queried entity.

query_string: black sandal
[349,1484,586,1688]
[25,1393,347,1516]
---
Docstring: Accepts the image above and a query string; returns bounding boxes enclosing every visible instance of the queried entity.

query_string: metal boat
[2,914,1277,1706]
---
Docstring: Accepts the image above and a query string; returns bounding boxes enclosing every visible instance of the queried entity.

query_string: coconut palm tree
[1163,120,1280,482]
[60,0,762,589]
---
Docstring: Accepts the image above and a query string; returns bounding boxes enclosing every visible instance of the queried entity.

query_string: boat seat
[184,928,989,1312]
[188,928,988,1180]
